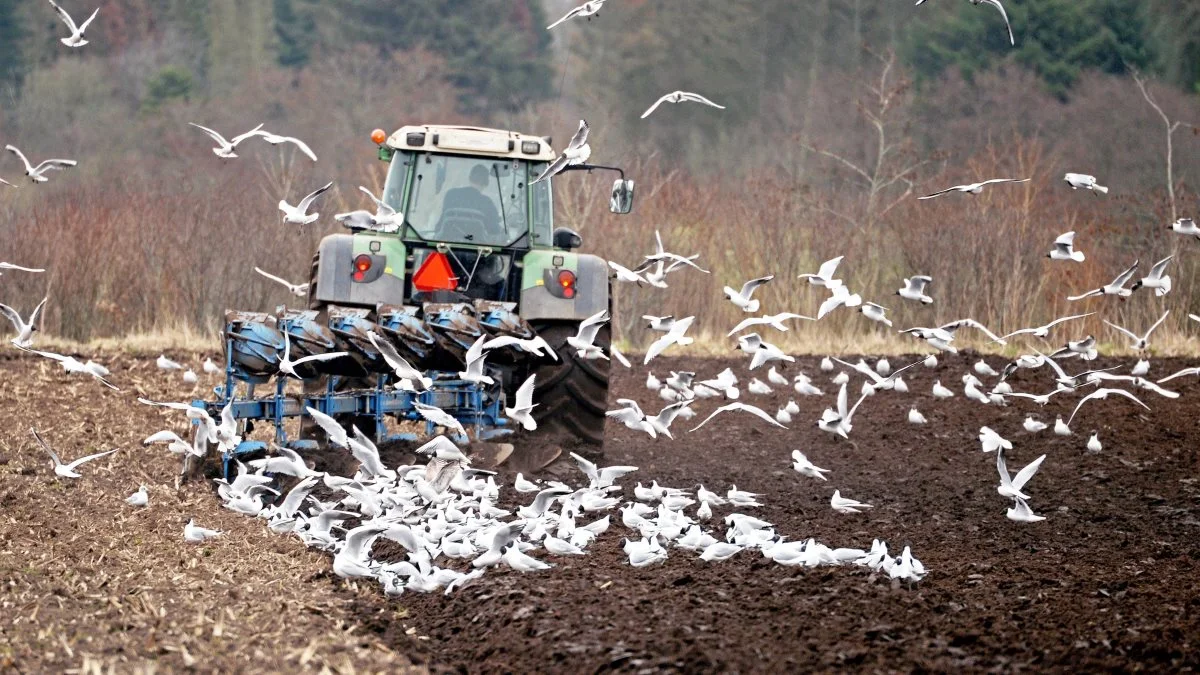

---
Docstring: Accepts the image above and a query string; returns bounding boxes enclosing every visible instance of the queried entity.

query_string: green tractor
[303,124,634,460]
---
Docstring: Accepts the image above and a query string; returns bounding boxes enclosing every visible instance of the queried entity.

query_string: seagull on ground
[918,177,1028,199]
[932,380,954,398]
[32,428,117,478]
[723,275,773,313]
[1087,433,1102,452]
[254,267,309,297]
[279,181,334,226]
[184,519,223,542]
[791,450,830,480]
[5,145,76,183]
[0,297,47,348]
[1054,416,1072,436]
[996,450,1045,500]
[908,407,927,424]
[1048,231,1086,262]
[533,120,590,184]
[125,485,148,507]
[1064,173,1108,194]
[830,490,873,514]
[46,0,100,47]
[1006,497,1045,523]
[1130,256,1173,296]
[187,122,265,159]
[1024,416,1047,432]
[546,0,604,29]
[641,91,726,119]
[1067,260,1139,301]
[1103,311,1170,352]
[897,276,934,304]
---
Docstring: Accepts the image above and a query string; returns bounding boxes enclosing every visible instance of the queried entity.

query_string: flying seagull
[641,91,726,119]
[723,275,774,313]
[1169,218,1199,240]
[1067,388,1150,426]
[0,262,45,275]
[253,130,317,161]
[797,256,845,289]
[278,330,348,378]
[32,428,117,478]
[253,267,309,297]
[1130,256,1173,296]
[918,177,1029,200]
[1103,310,1170,352]
[188,122,265,159]
[915,0,1015,46]
[279,181,334,225]
[47,0,99,48]
[897,275,934,304]
[5,145,76,183]
[546,0,605,29]
[0,297,48,348]
[1048,231,1085,262]
[1067,260,1139,301]
[505,374,538,431]
[1064,173,1108,194]
[994,313,1094,342]
[689,402,787,433]
[533,120,590,184]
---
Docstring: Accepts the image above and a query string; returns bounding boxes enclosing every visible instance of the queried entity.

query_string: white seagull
[47,0,100,47]
[996,450,1045,500]
[1067,260,1139,301]
[1064,173,1108,194]
[253,130,317,161]
[1169,217,1199,240]
[1048,231,1085,262]
[184,518,223,543]
[1130,256,1173,296]
[797,256,845,289]
[546,0,605,30]
[1103,310,1170,352]
[645,316,695,364]
[689,402,787,432]
[279,330,348,378]
[859,303,893,327]
[723,275,774,313]
[641,91,726,119]
[830,490,873,514]
[817,284,864,319]
[0,297,47,347]
[1006,497,1045,523]
[279,181,334,226]
[5,145,77,183]
[187,122,265,159]
[897,276,934,304]
[254,267,309,297]
[791,450,830,480]
[125,485,148,507]
[505,374,538,431]
[567,310,609,360]
[532,119,590,185]
[726,312,811,336]
[367,332,433,392]
[918,177,1028,199]
[1067,388,1150,426]
[32,428,118,479]
[995,313,1094,342]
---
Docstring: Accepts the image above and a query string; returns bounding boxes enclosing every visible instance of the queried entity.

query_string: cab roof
[386,125,556,162]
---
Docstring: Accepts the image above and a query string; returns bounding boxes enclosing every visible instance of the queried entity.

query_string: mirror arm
[557,163,625,181]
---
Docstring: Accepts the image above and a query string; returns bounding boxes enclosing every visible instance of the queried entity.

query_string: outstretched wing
[46,0,79,32]
[65,448,119,471]
[297,182,334,212]
[979,0,1015,45]
[679,92,726,109]
[566,119,590,152]
[1010,454,1046,491]
[1147,256,1173,280]
[739,275,774,299]
[31,428,61,465]
[187,123,230,147]
[1101,320,1139,343]
[1111,260,1140,288]
[640,93,671,119]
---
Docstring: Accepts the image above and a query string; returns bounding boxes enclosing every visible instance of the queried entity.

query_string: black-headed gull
[723,275,774,313]
[606,399,657,438]
[792,450,830,480]
[996,450,1044,500]
[817,284,863,319]
[1064,172,1107,194]
[125,485,148,507]
[1006,497,1045,523]
[1066,388,1149,426]
[567,310,609,360]
[458,335,495,385]
[609,261,648,285]
[1087,433,1102,452]
[0,296,47,347]
[32,428,117,478]
[908,407,927,424]
[644,316,694,363]
[188,122,264,159]
[1170,218,1199,240]
[279,181,334,225]
[736,332,795,370]
[279,330,348,378]
[253,267,309,297]
[1048,231,1085,262]
[253,130,317,161]
[47,0,99,47]
[798,256,845,289]
[365,331,433,391]
[689,402,787,432]
[918,177,1028,199]
[817,382,869,438]
[859,303,892,327]
[505,374,538,431]
[978,426,1012,453]
[641,91,726,119]
[726,312,811,336]
[546,0,604,29]
[1103,310,1170,352]
[1023,416,1048,432]
[5,145,76,183]
[533,120,590,184]
[915,0,1014,45]
[20,346,119,388]
[184,518,223,542]
[830,490,872,514]
[1130,256,1173,296]
[897,275,933,304]
[995,312,1094,342]
[1067,260,1139,301]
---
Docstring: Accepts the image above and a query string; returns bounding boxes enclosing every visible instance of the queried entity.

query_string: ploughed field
[2,349,1199,673]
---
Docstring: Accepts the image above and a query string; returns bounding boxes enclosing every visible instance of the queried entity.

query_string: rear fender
[313,234,407,308]
[520,250,608,321]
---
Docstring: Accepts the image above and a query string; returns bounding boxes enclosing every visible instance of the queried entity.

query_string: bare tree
[1132,71,1196,223]
[796,49,933,229]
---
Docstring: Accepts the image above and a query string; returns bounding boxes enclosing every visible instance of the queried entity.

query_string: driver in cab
[440,164,501,239]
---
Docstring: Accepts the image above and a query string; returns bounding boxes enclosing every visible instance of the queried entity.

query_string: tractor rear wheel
[529,322,611,451]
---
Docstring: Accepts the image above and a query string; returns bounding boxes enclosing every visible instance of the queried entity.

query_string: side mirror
[610,179,635,214]
[553,227,583,250]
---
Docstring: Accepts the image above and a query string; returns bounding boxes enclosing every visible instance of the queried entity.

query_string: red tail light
[413,252,458,292]
[352,254,372,281]
[557,270,576,299]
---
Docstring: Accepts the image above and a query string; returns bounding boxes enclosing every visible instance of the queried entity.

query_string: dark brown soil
[354,352,1200,673]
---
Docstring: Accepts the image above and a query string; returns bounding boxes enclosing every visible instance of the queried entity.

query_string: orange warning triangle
[412,252,458,292]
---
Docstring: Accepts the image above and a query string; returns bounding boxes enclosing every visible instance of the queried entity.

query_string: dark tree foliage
[273,0,314,69]
[0,0,25,92]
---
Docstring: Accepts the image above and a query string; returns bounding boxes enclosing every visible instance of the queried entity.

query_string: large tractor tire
[529,322,611,449]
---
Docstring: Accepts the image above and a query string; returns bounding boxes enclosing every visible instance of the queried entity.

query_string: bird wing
[0,302,22,331]
[0,263,45,272]
[531,153,568,185]
[688,407,727,432]
[979,0,1015,45]
[739,275,774,299]
[65,448,119,470]
[46,0,78,32]
[253,267,299,290]
[32,159,77,174]
[1102,320,1140,343]
[816,256,843,280]
[917,186,961,200]
[1054,231,1076,246]
[643,332,677,364]
[652,400,691,428]
[297,182,334,212]
[566,119,590,152]
[1010,454,1046,491]
[358,186,394,215]
[611,345,631,366]
[77,7,100,32]
[640,94,671,119]
[366,331,417,377]
[1044,312,1094,329]
[188,123,230,147]
[291,351,349,368]
[908,275,933,292]
[996,449,1012,489]
[1066,288,1103,301]
[1146,256,1173,280]
[31,428,62,466]
[230,123,266,146]
[274,135,317,161]
[979,177,1028,186]
[513,374,537,408]
[836,381,849,419]
[1143,310,1171,340]
[305,406,348,446]
[1111,260,1140,287]
[732,402,787,428]
[546,4,582,29]
[464,334,488,367]
[1158,368,1200,384]
[574,310,609,344]
[679,92,726,109]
